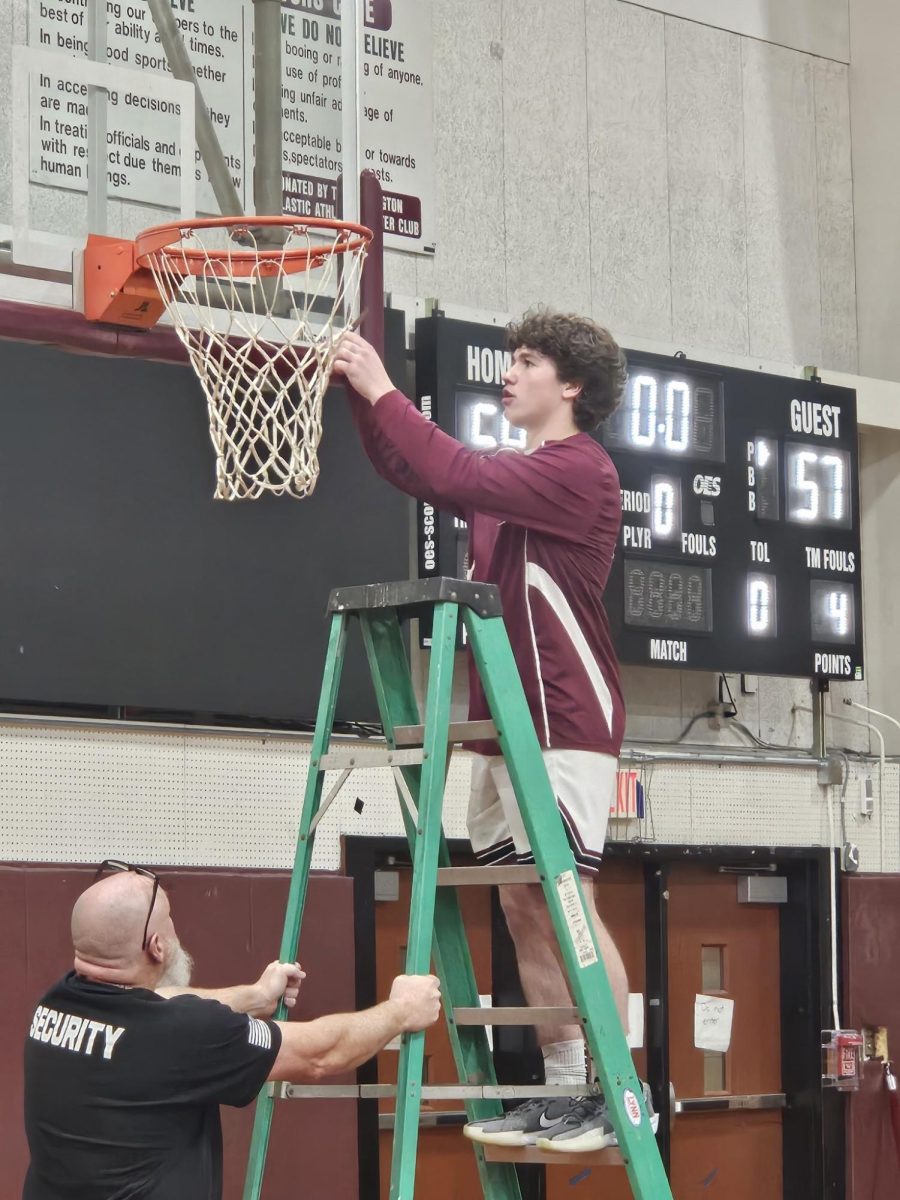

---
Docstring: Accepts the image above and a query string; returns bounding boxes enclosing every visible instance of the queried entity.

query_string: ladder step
[437,865,541,886]
[393,719,498,746]
[453,1006,580,1026]
[274,1083,588,1100]
[327,577,502,617]
[482,1145,625,1168]
[317,746,425,770]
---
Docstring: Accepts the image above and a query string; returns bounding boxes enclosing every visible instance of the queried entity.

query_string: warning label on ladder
[555,870,599,968]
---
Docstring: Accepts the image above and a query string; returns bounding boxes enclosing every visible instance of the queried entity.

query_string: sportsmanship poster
[28,0,434,252]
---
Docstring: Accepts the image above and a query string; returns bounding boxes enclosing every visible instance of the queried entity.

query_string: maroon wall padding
[843,874,900,1200]
[1,863,358,1200]
[358,170,384,358]
[0,298,189,363]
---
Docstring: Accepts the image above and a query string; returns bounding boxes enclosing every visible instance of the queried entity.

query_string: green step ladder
[242,578,674,1200]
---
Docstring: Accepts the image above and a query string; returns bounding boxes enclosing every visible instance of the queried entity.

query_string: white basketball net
[142,221,369,500]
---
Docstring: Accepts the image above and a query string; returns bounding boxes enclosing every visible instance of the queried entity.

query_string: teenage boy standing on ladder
[334,310,655,1151]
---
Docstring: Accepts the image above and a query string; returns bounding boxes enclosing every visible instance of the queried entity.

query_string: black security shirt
[23,972,281,1200]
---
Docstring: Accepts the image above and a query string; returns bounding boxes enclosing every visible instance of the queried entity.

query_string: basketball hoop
[133,215,372,500]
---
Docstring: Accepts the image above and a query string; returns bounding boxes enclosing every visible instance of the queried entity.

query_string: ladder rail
[360,610,522,1200]
[385,600,457,1200]
[464,607,673,1199]
[242,612,350,1200]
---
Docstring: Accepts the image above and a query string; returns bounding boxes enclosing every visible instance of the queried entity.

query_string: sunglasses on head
[95,860,160,951]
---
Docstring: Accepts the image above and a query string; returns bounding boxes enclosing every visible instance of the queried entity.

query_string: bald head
[72,872,172,983]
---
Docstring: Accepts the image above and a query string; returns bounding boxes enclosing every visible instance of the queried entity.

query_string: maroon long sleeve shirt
[348,387,626,758]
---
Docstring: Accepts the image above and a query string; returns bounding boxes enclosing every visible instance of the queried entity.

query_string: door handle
[674,1093,786,1114]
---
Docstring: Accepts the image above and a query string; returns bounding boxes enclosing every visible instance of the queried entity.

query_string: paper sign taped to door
[626,993,644,1049]
[694,994,734,1051]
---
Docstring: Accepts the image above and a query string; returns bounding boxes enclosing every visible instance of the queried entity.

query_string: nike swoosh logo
[539,1112,561,1129]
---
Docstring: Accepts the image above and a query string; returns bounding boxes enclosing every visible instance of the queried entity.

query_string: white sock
[542,1039,588,1086]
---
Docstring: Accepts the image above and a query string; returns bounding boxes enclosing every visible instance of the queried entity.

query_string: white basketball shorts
[467,749,617,875]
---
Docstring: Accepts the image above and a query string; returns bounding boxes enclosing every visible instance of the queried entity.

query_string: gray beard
[158,941,194,989]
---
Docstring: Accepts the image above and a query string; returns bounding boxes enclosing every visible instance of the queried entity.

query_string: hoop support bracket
[82,234,166,329]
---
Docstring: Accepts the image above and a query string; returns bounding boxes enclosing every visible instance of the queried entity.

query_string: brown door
[374,863,493,1200]
[667,865,784,1200]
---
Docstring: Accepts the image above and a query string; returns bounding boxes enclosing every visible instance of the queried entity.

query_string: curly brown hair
[506,309,627,431]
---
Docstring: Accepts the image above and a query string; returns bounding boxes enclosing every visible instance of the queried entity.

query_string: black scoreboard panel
[603,351,862,679]
[0,309,409,724]
[414,314,864,681]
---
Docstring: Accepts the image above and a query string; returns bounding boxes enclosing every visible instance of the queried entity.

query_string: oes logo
[693,474,722,497]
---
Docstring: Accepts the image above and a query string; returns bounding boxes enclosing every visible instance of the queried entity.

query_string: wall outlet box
[817,754,844,786]
[843,842,860,872]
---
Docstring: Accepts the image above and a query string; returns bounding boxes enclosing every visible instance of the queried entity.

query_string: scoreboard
[414,315,864,681]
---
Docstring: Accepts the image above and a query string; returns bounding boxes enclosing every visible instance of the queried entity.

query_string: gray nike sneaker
[463,1096,583,1147]
[536,1084,659,1152]
[534,1094,615,1152]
